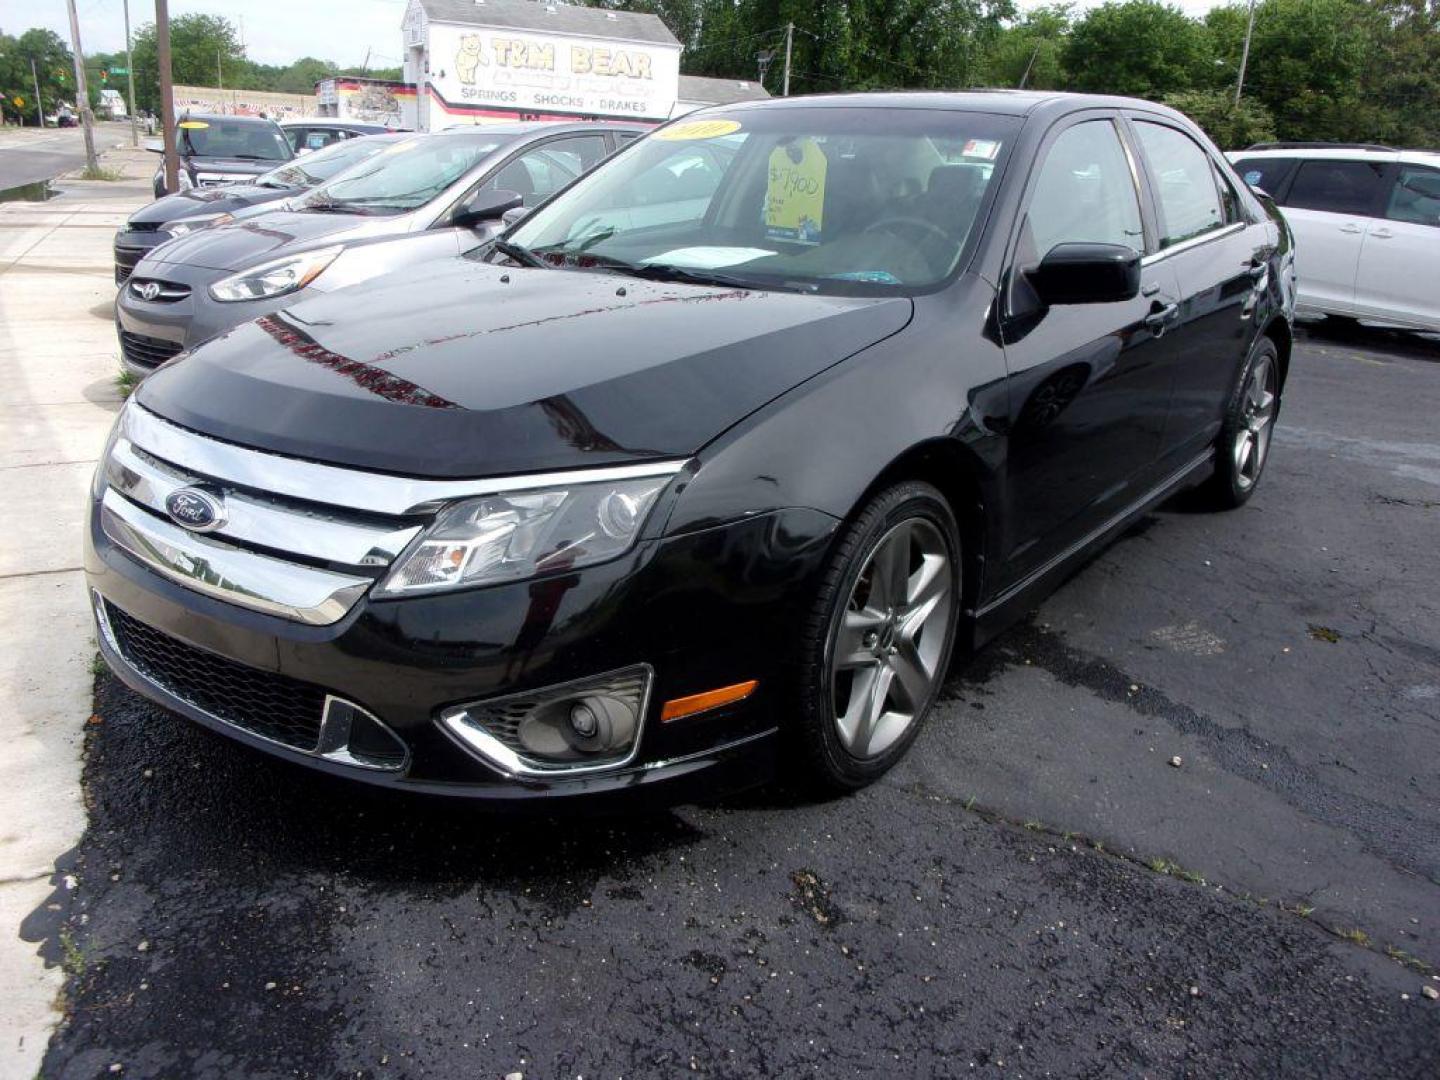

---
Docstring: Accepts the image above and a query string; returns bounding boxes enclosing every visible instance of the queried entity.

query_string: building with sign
[315,76,419,130]
[402,0,682,128]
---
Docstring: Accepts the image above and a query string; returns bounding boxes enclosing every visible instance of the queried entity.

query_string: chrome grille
[98,403,686,626]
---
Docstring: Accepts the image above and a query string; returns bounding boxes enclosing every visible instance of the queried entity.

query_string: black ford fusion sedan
[86,92,1295,804]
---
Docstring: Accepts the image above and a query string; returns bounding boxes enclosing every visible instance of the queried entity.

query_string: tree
[131,13,246,111]
[982,5,1072,89]
[0,28,75,124]
[1163,89,1277,148]
[1064,1,1209,98]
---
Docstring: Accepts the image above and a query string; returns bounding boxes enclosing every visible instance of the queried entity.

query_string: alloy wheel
[828,518,954,760]
[1234,353,1277,492]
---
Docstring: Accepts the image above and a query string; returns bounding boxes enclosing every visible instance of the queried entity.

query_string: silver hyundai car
[116,122,642,378]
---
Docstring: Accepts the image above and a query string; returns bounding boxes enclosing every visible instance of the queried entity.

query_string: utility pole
[156,0,179,193]
[123,0,138,145]
[1018,44,1041,89]
[782,22,793,97]
[1234,0,1257,106]
[65,0,100,173]
[218,47,223,92]
[361,47,372,76]
[31,58,44,129]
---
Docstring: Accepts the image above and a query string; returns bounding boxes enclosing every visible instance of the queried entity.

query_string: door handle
[1370,228,1394,240]
[1339,223,1363,234]
[1141,282,1160,297]
[1144,302,1179,334]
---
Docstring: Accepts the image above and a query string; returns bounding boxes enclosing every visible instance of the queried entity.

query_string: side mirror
[500,205,531,228]
[1026,242,1141,306]
[453,189,523,229]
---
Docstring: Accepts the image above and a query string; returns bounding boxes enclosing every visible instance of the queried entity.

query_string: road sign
[109,66,129,75]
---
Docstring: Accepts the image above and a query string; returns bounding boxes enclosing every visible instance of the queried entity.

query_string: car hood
[136,259,914,478]
[143,209,394,272]
[128,185,294,227]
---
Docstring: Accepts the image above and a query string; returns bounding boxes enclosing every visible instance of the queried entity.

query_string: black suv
[89,92,1294,805]
[149,113,294,199]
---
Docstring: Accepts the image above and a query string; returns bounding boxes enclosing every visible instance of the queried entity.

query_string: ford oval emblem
[164,487,226,533]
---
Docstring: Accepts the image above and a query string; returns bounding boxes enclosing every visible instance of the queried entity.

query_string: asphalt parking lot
[29,321,1440,1078]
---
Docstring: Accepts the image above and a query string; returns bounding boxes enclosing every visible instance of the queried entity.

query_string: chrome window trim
[123,404,688,517]
[100,488,372,625]
[1140,221,1246,266]
[107,438,422,569]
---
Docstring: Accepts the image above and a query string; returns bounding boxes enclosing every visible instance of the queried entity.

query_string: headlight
[166,212,233,236]
[208,245,343,302]
[376,476,671,596]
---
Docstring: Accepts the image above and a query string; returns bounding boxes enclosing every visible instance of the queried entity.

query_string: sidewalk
[0,145,152,1079]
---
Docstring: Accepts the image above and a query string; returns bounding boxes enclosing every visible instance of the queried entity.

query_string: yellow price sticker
[655,118,742,141]
[178,120,210,130]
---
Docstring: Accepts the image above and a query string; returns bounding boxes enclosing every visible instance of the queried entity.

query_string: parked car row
[92,92,1302,806]
[116,121,642,375]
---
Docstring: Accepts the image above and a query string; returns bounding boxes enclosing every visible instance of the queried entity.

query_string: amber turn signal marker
[660,680,758,723]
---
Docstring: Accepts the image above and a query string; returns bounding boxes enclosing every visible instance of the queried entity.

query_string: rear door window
[1286,160,1388,215]
[1384,165,1440,228]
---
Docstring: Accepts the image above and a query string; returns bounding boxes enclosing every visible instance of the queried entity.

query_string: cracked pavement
[30,322,1440,1077]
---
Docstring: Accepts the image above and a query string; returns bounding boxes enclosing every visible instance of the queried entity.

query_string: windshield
[253,135,396,189]
[507,107,1020,295]
[303,133,509,214]
[178,120,291,161]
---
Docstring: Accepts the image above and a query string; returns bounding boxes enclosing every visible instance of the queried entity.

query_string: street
[30,322,1440,1076]
[0,123,130,193]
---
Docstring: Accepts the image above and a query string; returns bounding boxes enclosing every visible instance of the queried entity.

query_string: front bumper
[113,228,170,285]
[85,491,837,802]
[114,258,298,378]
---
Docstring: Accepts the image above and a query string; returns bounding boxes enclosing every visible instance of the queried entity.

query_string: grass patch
[1340,927,1371,947]
[88,651,109,677]
[58,928,86,978]
[1146,857,1207,885]
[1023,819,1043,831]
[80,165,125,181]
[115,367,139,398]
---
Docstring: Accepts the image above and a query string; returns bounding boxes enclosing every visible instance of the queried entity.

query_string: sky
[23,0,1227,71]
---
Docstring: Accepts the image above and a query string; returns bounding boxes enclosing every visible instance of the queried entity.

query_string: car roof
[709,89,1191,120]
[1230,146,1440,167]
[177,112,281,126]
[438,120,648,135]
[280,119,388,130]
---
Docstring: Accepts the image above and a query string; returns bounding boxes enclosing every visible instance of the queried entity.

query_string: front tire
[793,481,961,791]
[1201,336,1279,510]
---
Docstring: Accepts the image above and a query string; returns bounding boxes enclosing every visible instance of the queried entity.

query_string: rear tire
[1200,336,1280,510]
[792,481,961,792]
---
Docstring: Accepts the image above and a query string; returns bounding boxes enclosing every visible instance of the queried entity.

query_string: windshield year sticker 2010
[764,138,827,245]
[655,119,742,141]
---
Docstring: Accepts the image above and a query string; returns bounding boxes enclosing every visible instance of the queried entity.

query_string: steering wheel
[864,216,951,248]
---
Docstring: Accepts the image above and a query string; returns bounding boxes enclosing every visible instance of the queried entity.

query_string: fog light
[569,702,599,739]
[439,666,652,778]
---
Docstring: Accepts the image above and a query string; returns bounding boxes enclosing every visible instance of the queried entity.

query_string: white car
[1228,143,1440,332]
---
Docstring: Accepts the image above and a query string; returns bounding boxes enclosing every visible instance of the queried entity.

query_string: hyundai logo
[164,487,226,533]
[134,281,162,301]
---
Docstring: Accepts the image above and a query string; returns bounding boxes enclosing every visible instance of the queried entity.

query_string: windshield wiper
[588,257,808,293]
[491,238,547,268]
[303,196,366,214]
